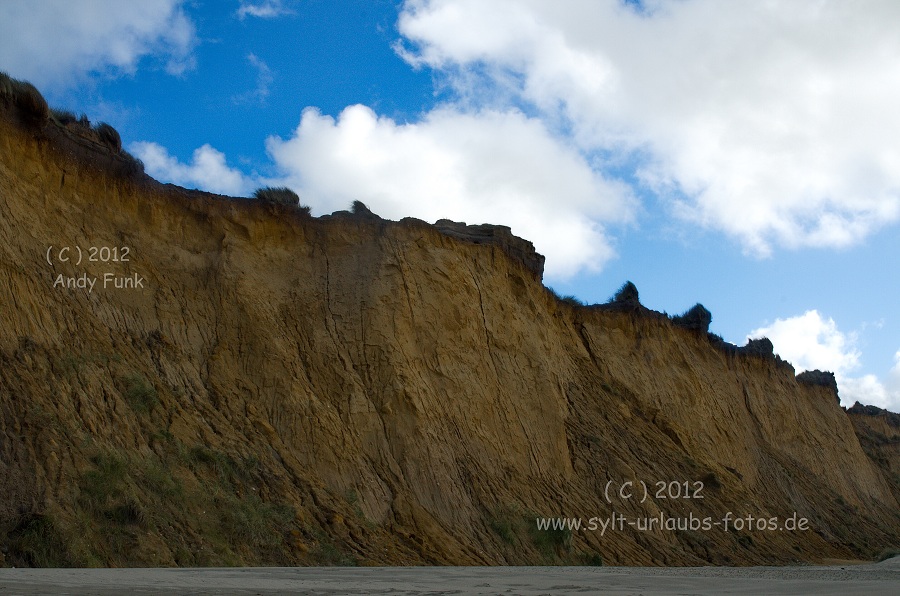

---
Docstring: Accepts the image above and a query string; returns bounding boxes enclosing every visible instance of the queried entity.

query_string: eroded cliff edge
[1,90,898,567]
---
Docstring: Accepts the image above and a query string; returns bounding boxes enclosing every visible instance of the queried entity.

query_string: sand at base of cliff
[1,559,899,596]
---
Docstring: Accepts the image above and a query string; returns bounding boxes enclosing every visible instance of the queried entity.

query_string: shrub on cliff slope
[350,200,380,219]
[744,337,775,358]
[610,281,641,308]
[94,122,122,153]
[50,108,78,125]
[0,72,49,122]
[120,151,146,176]
[547,287,584,308]
[797,369,840,403]
[4,512,74,567]
[487,504,578,563]
[50,109,95,130]
[254,186,312,215]
[528,516,572,559]
[255,186,299,206]
[351,200,371,215]
[673,303,712,334]
[121,374,159,413]
[560,295,584,307]
[0,71,13,98]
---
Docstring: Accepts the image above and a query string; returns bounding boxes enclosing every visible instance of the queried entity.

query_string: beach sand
[1,558,898,595]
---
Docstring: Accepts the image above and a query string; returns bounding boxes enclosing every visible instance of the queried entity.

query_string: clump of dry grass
[94,122,122,153]
[254,186,300,206]
[0,71,50,122]
[253,186,312,215]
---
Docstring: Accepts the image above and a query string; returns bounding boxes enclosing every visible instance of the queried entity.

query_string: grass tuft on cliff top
[0,72,49,122]
[253,186,313,215]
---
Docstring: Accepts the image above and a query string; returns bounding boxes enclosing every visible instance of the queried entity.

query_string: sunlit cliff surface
[1,78,898,566]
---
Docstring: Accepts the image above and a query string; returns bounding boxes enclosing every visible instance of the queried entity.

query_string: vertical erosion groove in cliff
[0,95,898,568]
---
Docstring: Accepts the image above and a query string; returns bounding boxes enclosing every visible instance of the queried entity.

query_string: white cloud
[120,1,900,280]
[232,53,274,104]
[236,1,292,20]
[130,142,253,196]
[397,0,900,256]
[264,105,635,278]
[0,0,196,89]
[890,353,900,399]
[840,368,900,412]
[749,311,900,411]
[748,311,860,375]
[132,104,633,278]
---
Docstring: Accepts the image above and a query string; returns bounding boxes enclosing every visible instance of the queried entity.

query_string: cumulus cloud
[0,0,196,89]
[134,104,633,277]
[840,362,900,413]
[130,142,253,196]
[264,105,635,278]
[236,1,293,20]
[397,0,900,256]
[749,311,900,411]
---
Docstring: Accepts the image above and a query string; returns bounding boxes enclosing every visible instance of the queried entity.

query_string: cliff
[1,80,898,567]
[847,404,900,509]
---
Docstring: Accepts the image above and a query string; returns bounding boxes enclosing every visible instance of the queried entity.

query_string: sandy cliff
[1,84,898,566]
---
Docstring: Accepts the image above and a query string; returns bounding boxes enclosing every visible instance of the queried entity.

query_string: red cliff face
[1,82,898,567]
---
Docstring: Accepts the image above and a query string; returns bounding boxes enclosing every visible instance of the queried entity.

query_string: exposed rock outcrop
[743,337,775,359]
[672,303,713,335]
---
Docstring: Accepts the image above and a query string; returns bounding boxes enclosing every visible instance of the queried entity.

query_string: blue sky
[1,0,898,410]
